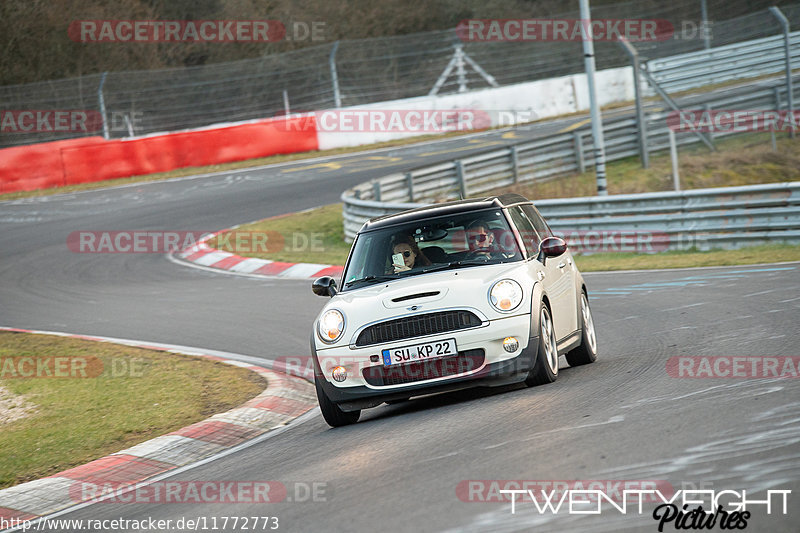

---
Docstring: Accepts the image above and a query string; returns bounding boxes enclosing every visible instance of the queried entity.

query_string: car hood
[316,262,535,348]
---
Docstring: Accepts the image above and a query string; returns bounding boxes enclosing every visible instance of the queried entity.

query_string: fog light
[331,366,348,382]
[503,337,519,353]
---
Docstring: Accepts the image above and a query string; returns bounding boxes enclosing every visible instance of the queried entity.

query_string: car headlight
[489,279,523,312]
[318,309,345,343]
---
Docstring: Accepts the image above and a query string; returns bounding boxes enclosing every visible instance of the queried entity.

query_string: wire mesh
[0,0,797,148]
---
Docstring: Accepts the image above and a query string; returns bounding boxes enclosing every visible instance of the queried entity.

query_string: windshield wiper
[344,274,399,287]
[420,260,490,274]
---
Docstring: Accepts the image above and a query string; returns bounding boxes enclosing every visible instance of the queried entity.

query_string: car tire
[525,304,559,386]
[565,291,598,367]
[315,378,360,427]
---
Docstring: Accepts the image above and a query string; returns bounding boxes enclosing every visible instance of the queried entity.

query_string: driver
[465,220,495,258]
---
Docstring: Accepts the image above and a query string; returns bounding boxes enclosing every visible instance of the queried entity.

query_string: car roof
[361,193,532,232]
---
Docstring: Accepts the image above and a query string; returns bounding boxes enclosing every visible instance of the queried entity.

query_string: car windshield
[342,208,523,290]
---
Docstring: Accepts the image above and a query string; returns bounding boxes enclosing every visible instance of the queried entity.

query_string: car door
[521,204,578,340]
[508,205,566,340]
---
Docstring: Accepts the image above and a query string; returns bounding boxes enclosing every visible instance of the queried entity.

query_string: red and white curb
[171,226,343,281]
[0,327,318,524]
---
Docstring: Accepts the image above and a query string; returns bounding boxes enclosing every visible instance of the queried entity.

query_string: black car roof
[360,193,532,232]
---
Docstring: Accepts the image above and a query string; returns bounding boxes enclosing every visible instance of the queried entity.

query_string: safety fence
[2,1,797,148]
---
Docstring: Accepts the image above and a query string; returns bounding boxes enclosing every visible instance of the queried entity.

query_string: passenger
[389,234,431,273]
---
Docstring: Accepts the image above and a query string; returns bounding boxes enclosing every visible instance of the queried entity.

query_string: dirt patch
[0,385,36,425]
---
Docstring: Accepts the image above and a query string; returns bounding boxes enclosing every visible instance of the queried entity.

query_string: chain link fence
[1,0,797,148]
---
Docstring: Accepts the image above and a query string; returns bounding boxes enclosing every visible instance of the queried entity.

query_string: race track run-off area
[1,131,799,532]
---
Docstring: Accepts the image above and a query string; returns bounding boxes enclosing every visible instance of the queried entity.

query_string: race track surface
[1,104,799,532]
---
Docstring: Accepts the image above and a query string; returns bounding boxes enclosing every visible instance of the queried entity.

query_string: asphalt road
[1,84,799,532]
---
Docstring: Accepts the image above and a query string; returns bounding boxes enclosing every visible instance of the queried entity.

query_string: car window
[507,206,539,257]
[522,204,553,239]
[341,208,523,290]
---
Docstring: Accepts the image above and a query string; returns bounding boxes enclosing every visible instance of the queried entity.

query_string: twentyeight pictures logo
[456,19,673,42]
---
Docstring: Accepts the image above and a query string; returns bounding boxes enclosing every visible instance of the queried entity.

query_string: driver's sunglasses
[399,250,413,258]
[469,233,490,243]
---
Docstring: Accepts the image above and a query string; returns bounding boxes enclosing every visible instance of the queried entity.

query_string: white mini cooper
[311,194,597,427]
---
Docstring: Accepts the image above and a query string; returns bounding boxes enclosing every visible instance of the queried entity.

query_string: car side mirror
[537,237,567,265]
[312,276,337,297]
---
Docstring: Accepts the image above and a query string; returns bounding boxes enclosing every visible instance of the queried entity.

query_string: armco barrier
[341,182,800,252]
[0,115,318,194]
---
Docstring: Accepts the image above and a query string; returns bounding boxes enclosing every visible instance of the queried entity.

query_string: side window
[507,206,539,257]
[522,204,553,239]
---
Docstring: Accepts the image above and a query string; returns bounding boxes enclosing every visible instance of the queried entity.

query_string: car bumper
[313,313,537,411]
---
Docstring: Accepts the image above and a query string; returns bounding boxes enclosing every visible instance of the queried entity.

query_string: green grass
[208,204,352,265]
[500,132,800,200]
[574,244,800,272]
[0,332,265,489]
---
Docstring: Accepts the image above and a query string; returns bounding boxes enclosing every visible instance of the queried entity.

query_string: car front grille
[354,310,482,347]
[362,349,485,386]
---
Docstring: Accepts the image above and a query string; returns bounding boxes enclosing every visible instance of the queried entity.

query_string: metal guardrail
[342,181,800,252]
[342,75,800,242]
[645,31,800,94]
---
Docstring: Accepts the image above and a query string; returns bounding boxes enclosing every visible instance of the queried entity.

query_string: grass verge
[499,133,800,200]
[0,331,265,489]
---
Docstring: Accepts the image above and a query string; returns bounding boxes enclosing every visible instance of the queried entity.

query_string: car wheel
[525,304,559,386]
[565,291,598,367]
[315,378,360,427]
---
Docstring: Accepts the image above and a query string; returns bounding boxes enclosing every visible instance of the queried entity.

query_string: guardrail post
[703,104,713,143]
[455,161,468,199]
[98,72,109,140]
[372,180,382,201]
[573,131,586,174]
[510,146,520,184]
[619,38,649,168]
[330,41,342,108]
[406,172,415,202]
[668,129,681,191]
[770,7,795,139]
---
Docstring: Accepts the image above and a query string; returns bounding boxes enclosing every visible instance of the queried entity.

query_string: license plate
[382,338,458,366]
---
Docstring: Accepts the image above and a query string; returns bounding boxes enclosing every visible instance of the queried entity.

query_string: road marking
[743,285,799,297]
[662,302,706,312]
[417,141,504,157]
[501,131,519,139]
[558,118,591,133]
[281,162,342,173]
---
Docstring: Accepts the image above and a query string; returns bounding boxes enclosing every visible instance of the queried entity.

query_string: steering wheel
[463,249,492,261]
